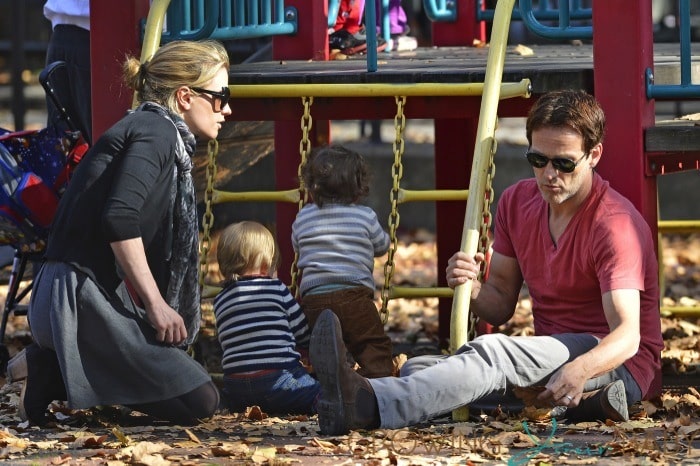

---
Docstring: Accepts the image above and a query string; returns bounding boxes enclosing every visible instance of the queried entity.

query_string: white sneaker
[391,35,418,52]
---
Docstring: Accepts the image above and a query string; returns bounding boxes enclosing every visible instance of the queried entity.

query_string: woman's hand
[145,300,188,346]
[111,238,188,346]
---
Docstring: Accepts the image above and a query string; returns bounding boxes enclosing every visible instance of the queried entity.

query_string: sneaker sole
[7,349,27,382]
[18,380,28,421]
[341,43,367,56]
[605,380,629,421]
[310,311,347,435]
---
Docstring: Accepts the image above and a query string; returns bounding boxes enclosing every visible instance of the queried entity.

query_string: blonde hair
[123,40,230,113]
[216,221,280,280]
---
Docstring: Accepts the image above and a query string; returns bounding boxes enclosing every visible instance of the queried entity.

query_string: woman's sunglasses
[525,150,588,174]
[190,86,230,112]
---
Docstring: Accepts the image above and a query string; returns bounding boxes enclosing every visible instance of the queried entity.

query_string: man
[310,90,664,435]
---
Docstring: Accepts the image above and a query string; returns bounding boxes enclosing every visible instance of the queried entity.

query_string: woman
[15,39,231,425]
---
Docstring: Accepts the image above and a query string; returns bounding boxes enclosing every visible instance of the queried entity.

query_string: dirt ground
[0,233,698,465]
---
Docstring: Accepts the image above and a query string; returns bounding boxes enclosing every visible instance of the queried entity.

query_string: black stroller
[0,61,89,372]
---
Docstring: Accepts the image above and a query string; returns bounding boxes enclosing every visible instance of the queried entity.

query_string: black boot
[566,380,629,423]
[310,309,380,435]
[18,344,67,425]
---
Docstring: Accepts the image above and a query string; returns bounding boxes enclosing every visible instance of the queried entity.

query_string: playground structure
[88,1,700,369]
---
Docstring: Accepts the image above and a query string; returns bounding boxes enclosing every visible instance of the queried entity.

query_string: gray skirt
[28,261,212,409]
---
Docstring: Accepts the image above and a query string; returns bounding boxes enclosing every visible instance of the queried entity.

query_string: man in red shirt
[310,90,664,435]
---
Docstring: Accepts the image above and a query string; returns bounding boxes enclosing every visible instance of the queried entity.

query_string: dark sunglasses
[190,86,230,112]
[525,150,588,174]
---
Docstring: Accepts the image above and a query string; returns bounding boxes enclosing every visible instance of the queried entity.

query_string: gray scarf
[135,102,201,345]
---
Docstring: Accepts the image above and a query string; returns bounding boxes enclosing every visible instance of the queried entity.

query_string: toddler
[214,221,320,414]
[292,144,393,378]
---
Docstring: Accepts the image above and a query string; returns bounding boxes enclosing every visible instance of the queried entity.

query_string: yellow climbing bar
[228,80,531,99]
[398,188,468,203]
[202,285,221,299]
[201,285,456,301]
[390,286,454,299]
[658,220,700,234]
[213,188,300,204]
[660,306,700,317]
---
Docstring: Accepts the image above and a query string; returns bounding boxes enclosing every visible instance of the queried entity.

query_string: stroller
[0,61,89,372]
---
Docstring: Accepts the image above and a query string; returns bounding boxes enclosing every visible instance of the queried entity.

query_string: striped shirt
[213,277,310,374]
[292,203,390,296]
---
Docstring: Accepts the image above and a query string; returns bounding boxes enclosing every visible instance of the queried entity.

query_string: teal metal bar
[679,0,691,87]
[194,0,204,29]
[380,0,390,47]
[519,0,592,40]
[423,0,457,22]
[162,0,219,41]
[366,0,378,72]
[646,0,700,99]
[158,0,297,42]
[248,0,258,25]
[221,0,231,28]
[476,0,591,24]
[328,0,340,28]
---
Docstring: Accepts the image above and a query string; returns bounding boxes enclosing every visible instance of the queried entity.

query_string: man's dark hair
[526,90,606,154]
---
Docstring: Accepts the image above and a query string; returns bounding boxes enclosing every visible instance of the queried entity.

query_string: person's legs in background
[45,24,92,145]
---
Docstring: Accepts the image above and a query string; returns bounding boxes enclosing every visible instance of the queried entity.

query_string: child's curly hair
[301,144,371,207]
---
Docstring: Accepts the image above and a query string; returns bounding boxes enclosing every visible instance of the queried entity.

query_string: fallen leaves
[0,234,699,464]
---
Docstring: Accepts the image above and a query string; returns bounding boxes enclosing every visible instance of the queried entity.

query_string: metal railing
[148,0,297,43]
[423,0,457,22]
[646,0,700,99]
[477,0,591,23]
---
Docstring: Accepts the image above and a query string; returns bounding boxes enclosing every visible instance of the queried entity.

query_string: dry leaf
[111,427,132,446]
[250,446,277,463]
[513,44,534,56]
[184,428,201,444]
[211,441,249,457]
[245,405,268,421]
[50,454,73,465]
[512,386,547,408]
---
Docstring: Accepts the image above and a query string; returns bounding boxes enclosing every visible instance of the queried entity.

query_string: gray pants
[369,333,641,429]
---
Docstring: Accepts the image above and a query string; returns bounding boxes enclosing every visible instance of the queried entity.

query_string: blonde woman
[16,40,231,425]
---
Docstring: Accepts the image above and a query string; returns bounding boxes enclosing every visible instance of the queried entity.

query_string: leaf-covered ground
[0,232,698,465]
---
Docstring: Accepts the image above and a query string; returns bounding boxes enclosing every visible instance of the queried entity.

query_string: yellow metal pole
[658,220,700,234]
[398,189,468,203]
[229,80,531,99]
[133,0,171,109]
[450,0,517,421]
[140,0,170,63]
[213,188,301,204]
[390,286,454,299]
[660,306,700,317]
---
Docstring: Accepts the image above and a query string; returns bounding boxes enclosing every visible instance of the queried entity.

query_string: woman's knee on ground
[183,380,220,421]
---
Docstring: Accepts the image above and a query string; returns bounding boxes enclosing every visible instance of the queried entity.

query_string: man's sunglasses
[525,150,588,174]
[190,86,230,112]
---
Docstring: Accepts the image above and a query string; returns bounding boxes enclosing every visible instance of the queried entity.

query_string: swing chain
[290,96,313,298]
[199,138,219,289]
[380,95,407,325]
[469,136,497,340]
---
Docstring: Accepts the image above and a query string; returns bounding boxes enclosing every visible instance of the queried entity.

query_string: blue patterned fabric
[0,126,84,248]
[0,126,69,186]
